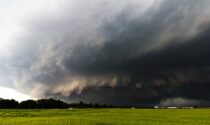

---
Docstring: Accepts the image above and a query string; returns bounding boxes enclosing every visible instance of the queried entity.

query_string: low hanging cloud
[2,0,210,105]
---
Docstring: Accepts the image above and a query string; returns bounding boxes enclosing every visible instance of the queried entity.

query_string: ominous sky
[1,0,210,106]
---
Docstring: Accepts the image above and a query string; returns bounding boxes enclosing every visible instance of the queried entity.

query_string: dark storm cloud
[6,0,210,106]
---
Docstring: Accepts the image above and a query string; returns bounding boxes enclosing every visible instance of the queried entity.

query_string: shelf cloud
[1,0,210,106]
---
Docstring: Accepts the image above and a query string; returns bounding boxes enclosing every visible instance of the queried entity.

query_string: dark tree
[37,98,68,109]
[19,100,37,109]
[0,98,116,109]
[0,99,19,109]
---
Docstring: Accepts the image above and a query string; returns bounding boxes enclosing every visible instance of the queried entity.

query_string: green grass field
[0,109,210,125]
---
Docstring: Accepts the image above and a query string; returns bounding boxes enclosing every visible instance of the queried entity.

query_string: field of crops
[0,109,210,125]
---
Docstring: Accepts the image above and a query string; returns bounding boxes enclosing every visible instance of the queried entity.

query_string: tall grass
[0,109,210,125]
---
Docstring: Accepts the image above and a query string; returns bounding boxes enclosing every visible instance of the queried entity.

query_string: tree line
[0,98,115,109]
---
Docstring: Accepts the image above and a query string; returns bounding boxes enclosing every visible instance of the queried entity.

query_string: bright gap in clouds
[0,87,31,102]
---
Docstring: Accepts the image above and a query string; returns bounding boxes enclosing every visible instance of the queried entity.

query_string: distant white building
[154,106,159,109]
[167,107,177,109]
[182,107,194,109]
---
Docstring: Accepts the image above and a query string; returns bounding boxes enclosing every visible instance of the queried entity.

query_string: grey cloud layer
[4,0,210,105]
